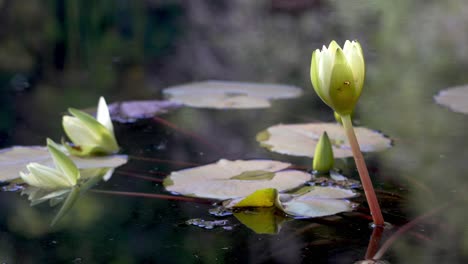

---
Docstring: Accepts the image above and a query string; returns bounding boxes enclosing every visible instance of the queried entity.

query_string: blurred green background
[2,0,467,146]
[2,0,468,263]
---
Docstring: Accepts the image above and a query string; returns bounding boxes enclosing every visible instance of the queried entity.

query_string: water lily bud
[310,40,365,116]
[62,97,119,156]
[20,139,80,189]
[313,132,334,174]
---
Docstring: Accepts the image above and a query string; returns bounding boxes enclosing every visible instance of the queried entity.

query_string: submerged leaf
[186,218,230,230]
[233,207,288,234]
[257,123,391,158]
[163,80,302,109]
[434,85,468,114]
[164,159,311,200]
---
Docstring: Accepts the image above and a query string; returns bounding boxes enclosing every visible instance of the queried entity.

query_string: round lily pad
[257,123,392,158]
[163,80,302,109]
[278,186,356,218]
[164,159,311,200]
[434,85,468,114]
[0,146,128,182]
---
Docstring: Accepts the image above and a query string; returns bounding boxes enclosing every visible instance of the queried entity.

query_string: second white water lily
[20,139,80,189]
[310,40,365,116]
[62,97,119,156]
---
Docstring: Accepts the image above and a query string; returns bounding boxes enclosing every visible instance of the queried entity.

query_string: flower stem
[341,114,384,226]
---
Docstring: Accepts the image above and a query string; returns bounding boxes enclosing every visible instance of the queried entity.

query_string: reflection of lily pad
[434,85,468,114]
[163,81,302,109]
[0,146,128,182]
[164,159,311,200]
[257,123,391,158]
[278,186,356,218]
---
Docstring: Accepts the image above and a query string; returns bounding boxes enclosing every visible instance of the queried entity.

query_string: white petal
[102,168,115,181]
[97,97,114,133]
[21,163,72,189]
[318,47,335,95]
[47,139,79,186]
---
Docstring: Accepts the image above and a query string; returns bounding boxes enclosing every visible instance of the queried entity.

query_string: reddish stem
[91,189,214,204]
[342,114,384,226]
[365,226,384,259]
[115,170,164,182]
[129,156,200,167]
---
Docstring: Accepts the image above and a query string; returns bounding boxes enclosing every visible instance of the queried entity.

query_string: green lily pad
[225,186,356,220]
[434,85,468,114]
[164,159,311,200]
[278,186,356,218]
[257,123,392,158]
[0,146,128,182]
[163,80,302,109]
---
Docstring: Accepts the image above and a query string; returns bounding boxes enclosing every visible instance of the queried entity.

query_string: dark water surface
[2,1,468,263]
[2,99,467,263]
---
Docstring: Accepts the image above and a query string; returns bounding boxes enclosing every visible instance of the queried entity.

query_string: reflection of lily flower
[62,97,119,156]
[20,139,80,189]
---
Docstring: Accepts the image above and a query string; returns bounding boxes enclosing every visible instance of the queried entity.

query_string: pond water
[2,1,468,263]
[1,95,467,263]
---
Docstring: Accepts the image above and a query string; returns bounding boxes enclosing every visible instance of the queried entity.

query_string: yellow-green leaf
[233,188,277,207]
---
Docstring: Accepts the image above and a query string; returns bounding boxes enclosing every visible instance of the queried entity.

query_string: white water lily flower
[310,40,365,116]
[20,139,80,189]
[62,97,119,156]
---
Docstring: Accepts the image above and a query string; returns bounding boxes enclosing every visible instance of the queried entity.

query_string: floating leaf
[0,146,128,182]
[434,85,468,114]
[163,80,302,109]
[164,159,311,200]
[228,186,356,220]
[278,186,357,218]
[257,123,391,158]
[280,199,353,218]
